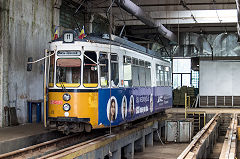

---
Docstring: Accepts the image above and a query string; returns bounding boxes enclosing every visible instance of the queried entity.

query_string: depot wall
[0,0,108,126]
[0,0,58,126]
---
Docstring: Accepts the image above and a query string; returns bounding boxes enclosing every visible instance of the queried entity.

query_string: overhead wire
[180,0,198,23]
[106,0,114,135]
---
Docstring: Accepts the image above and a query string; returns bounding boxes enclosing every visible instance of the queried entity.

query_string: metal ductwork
[116,0,178,43]
[236,0,240,42]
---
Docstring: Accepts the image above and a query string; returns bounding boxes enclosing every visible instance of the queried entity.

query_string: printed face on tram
[122,96,127,119]
[150,94,153,112]
[130,95,134,116]
[110,99,116,121]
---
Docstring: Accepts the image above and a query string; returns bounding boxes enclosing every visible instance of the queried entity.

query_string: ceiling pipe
[236,0,240,42]
[115,0,178,43]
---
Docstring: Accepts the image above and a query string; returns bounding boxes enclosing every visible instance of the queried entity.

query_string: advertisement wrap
[98,87,172,126]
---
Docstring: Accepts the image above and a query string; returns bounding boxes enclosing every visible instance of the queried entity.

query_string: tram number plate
[50,100,63,105]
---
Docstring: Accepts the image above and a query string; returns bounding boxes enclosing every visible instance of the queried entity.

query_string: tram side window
[83,51,98,87]
[139,60,146,86]
[164,66,170,86]
[132,58,140,87]
[160,66,164,86]
[156,64,161,86]
[123,56,132,87]
[111,54,119,87]
[56,58,81,87]
[49,53,55,87]
[168,67,172,86]
[145,62,151,86]
[99,52,109,87]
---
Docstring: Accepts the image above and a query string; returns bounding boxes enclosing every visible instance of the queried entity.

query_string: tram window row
[48,51,171,88]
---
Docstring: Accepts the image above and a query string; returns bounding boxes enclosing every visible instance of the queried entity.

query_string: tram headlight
[63,93,71,101]
[63,103,71,111]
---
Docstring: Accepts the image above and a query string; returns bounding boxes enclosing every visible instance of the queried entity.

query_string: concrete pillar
[153,130,159,142]
[52,0,62,33]
[123,142,134,159]
[134,137,145,152]
[89,14,94,34]
[0,0,10,128]
[145,132,153,147]
[111,149,121,159]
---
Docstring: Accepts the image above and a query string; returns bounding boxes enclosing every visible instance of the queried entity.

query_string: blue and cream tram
[46,31,172,134]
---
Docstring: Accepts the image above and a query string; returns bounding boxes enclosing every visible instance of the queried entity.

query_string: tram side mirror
[27,57,33,71]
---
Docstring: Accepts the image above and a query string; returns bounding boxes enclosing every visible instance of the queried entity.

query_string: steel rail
[38,115,167,159]
[0,114,166,159]
[0,131,104,159]
[38,134,110,159]
[177,113,220,159]
[219,113,238,159]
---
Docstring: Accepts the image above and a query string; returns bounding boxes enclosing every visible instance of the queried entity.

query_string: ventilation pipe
[116,0,178,43]
[236,0,240,42]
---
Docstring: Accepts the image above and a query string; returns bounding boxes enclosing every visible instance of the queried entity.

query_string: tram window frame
[56,58,81,88]
[123,56,132,87]
[110,53,119,87]
[99,52,109,87]
[145,61,151,87]
[83,51,98,88]
[48,52,55,87]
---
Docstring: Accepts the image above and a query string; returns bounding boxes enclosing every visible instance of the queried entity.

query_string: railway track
[178,113,220,159]
[38,135,110,159]
[0,114,167,159]
[0,129,106,159]
[219,113,238,159]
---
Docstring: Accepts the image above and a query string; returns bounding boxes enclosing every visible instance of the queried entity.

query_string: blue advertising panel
[98,86,172,126]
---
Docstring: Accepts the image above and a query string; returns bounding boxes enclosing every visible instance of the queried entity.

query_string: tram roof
[52,31,167,61]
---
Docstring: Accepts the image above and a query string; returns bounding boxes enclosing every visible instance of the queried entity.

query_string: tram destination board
[57,51,81,56]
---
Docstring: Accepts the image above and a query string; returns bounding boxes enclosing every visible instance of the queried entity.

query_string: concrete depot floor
[0,123,63,154]
[0,123,48,141]
[134,142,189,159]
[166,107,240,114]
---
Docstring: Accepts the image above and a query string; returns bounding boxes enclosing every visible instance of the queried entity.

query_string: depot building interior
[1,0,240,158]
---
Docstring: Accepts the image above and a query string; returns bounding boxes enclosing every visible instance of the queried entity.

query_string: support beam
[115,9,238,25]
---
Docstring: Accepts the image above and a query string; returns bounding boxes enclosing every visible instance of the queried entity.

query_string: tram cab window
[99,52,109,87]
[83,51,98,87]
[111,54,119,87]
[49,53,55,87]
[145,62,151,86]
[56,58,81,87]
[123,56,132,87]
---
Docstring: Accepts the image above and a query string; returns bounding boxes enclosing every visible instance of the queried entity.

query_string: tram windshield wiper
[60,82,67,92]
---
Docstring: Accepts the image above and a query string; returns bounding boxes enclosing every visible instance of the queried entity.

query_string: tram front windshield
[56,58,81,87]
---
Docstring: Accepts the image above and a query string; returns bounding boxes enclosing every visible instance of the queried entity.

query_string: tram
[45,30,172,134]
